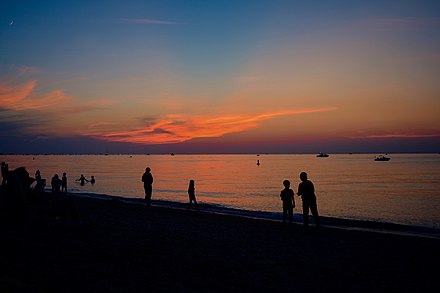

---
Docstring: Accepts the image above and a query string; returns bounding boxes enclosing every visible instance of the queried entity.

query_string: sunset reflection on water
[2,154,440,228]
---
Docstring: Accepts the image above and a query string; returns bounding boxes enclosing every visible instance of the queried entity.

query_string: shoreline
[72,191,440,239]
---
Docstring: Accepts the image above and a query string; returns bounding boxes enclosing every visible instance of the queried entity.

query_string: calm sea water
[2,154,440,228]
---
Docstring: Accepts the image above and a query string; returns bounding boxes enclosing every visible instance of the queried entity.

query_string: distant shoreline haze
[0,133,439,155]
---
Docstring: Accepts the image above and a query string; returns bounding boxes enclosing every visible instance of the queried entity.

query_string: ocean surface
[2,154,440,229]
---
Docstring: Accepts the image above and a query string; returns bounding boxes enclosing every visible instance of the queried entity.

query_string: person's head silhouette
[300,172,308,182]
[283,180,290,188]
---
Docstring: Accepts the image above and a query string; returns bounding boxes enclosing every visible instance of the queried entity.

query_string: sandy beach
[1,193,439,293]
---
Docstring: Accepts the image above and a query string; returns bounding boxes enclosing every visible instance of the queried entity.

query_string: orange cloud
[0,79,114,113]
[12,89,73,111]
[0,80,36,106]
[88,107,337,144]
[0,79,73,111]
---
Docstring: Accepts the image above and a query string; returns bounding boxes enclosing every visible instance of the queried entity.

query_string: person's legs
[310,197,320,227]
[302,201,310,226]
[288,207,293,224]
[282,206,288,224]
[144,186,152,207]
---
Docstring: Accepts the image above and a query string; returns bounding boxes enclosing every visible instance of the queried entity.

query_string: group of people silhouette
[0,163,81,231]
[141,167,319,226]
[76,174,95,186]
[1,163,97,195]
[280,172,320,227]
[2,160,319,229]
[142,167,198,209]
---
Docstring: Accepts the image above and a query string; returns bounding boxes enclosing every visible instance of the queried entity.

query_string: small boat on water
[374,155,390,161]
[316,153,329,157]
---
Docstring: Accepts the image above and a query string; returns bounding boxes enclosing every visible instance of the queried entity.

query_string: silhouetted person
[188,179,198,208]
[90,176,95,184]
[257,160,260,166]
[51,174,62,193]
[141,167,153,207]
[34,169,45,192]
[1,162,8,186]
[61,172,67,192]
[297,172,320,227]
[76,174,88,186]
[280,180,295,225]
[4,167,35,228]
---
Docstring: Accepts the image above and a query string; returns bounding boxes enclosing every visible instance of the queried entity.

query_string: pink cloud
[0,79,114,113]
[0,80,73,111]
[11,65,43,76]
[0,80,36,106]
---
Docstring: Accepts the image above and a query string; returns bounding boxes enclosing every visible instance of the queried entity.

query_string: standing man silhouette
[142,167,154,207]
[297,172,320,227]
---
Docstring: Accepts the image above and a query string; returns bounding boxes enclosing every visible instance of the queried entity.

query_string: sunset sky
[1,0,439,153]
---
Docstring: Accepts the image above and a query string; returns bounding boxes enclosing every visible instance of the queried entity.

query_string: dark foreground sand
[1,195,439,293]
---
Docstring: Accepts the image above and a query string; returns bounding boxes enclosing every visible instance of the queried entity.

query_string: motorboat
[374,155,390,161]
[316,153,329,157]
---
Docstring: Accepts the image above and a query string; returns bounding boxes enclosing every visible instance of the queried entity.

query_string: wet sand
[1,194,439,292]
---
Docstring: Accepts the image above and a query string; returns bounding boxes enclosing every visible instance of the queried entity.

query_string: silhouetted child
[51,174,62,193]
[76,174,88,186]
[61,172,67,192]
[141,167,153,207]
[188,179,198,208]
[297,172,320,227]
[90,176,95,184]
[280,180,295,224]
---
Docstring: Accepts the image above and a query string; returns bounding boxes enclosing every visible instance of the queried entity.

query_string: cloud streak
[119,18,179,25]
[0,78,114,113]
[87,107,337,144]
[357,17,440,29]
[0,80,73,111]
[349,133,440,139]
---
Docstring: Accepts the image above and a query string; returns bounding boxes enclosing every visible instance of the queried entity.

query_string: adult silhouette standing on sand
[297,172,320,227]
[142,167,153,207]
